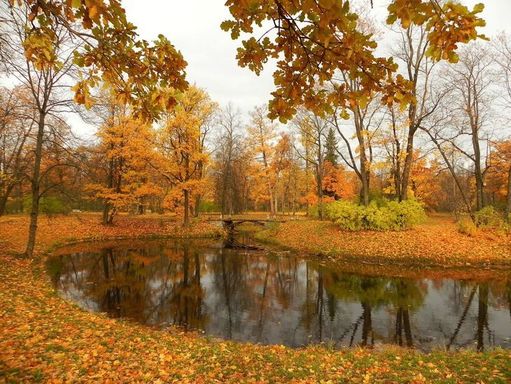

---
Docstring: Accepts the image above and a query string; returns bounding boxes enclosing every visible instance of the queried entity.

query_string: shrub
[198,200,219,213]
[313,199,426,231]
[457,216,478,236]
[24,196,71,216]
[387,200,427,229]
[327,200,364,231]
[474,206,505,229]
[308,202,330,219]
[362,202,397,230]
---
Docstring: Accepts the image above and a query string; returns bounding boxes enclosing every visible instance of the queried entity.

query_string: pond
[47,238,511,351]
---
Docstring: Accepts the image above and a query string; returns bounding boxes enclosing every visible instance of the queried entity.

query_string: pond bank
[253,215,511,269]
[1,214,510,383]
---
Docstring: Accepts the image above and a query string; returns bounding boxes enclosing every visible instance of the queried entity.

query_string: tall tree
[294,109,328,219]
[158,87,216,226]
[87,107,158,225]
[0,4,78,256]
[388,25,442,201]
[324,128,338,166]
[0,86,34,215]
[248,106,278,217]
[442,43,494,211]
[2,0,188,257]
[330,90,384,206]
[214,105,250,216]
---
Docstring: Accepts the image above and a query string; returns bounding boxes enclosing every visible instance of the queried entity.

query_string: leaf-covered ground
[256,215,511,269]
[1,214,511,383]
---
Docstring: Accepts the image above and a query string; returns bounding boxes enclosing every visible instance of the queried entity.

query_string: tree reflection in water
[48,239,511,351]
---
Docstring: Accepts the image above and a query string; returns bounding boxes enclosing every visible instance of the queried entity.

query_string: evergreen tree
[325,128,338,166]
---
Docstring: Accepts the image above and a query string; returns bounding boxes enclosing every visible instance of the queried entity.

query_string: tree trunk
[506,166,511,222]
[315,164,324,220]
[268,187,275,218]
[194,194,201,218]
[354,109,370,206]
[25,112,45,258]
[183,189,190,226]
[0,183,15,216]
[399,132,415,202]
[102,156,115,225]
[474,162,485,212]
[472,124,485,211]
[0,194,8,216]
[360,170,370,206]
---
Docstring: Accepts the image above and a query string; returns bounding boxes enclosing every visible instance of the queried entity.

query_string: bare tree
[293,109,328,218]
[0,3,77,257]
[329,90,385,206]
[387,25,441,201]
[0,86,35,215]
[439,42,494,211]
[214,104,249,216]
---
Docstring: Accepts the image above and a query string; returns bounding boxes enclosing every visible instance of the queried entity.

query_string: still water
[48,238,511,351]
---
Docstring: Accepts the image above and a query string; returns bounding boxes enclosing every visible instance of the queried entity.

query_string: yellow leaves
[12,0,188,122]
[88,5,99,22]
[72,81,93,109]
[224,0,397,121]
[0,213,511,383]
[22,29,59,70]
[224,0,487,121]
[473,3,485,14]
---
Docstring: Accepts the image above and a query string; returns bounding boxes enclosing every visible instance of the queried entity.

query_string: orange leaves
[486,140,511,201]
[224,0,396,121]
[258,215,511,269]
[223,0,486,122]
[156,86,217,222]
[387,1,487,63]
[322,161,357,201]
[0,214,511,383]
[87,102,160,222]
[11,0,188,121]
[72,81,93,108]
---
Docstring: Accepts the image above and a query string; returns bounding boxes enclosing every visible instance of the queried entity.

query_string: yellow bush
[457,217,477,237]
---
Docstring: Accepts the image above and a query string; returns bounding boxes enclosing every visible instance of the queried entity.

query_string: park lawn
[255,215,511,269]
[0,214,510,383]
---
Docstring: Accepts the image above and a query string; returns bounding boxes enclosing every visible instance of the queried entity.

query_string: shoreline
[251,216,511,270]
[1,213,510,382]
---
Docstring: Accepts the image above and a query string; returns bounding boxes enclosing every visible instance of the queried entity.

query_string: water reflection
[48,240,511,350]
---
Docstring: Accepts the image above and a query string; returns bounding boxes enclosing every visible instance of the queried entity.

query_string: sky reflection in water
[48,239,511,351]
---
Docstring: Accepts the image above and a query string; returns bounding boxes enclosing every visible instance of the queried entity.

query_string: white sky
[72,0,511,138]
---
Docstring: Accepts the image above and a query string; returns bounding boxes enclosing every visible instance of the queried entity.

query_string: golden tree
[157,86,217,226]
[488,140,511,220]
[87,110,159,225]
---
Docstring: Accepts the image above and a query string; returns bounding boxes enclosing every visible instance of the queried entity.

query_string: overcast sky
[73,0,511,138]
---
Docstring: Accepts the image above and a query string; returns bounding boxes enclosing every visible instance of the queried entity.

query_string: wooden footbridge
[220,218,286,231]
[203,215,288,231]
